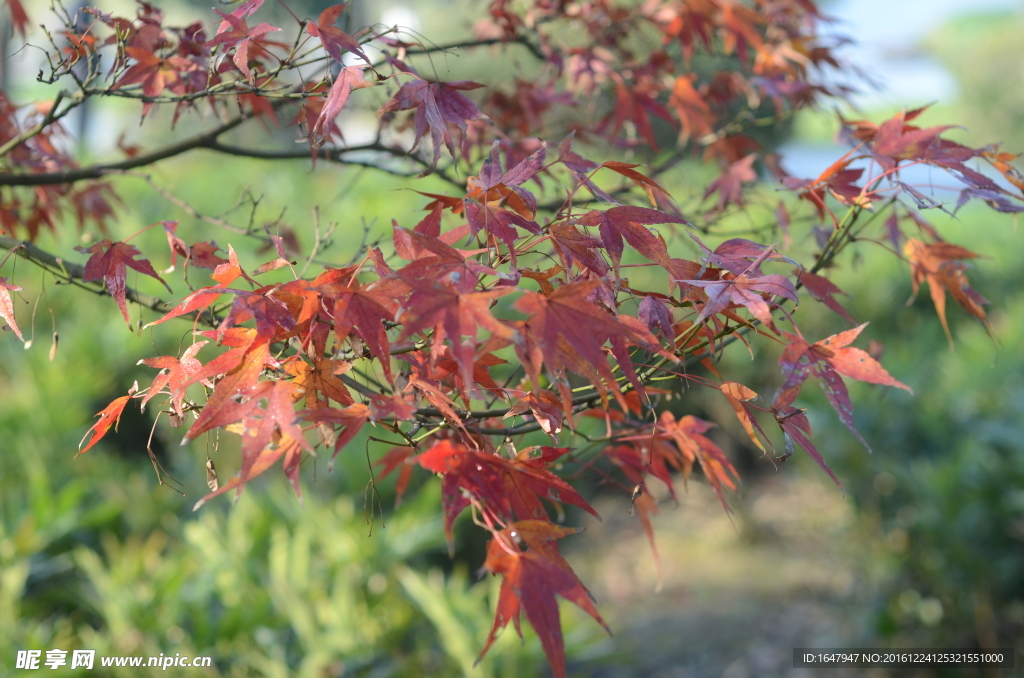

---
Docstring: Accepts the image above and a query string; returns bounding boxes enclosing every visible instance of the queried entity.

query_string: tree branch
[0,235,215,328]
[204,141,467,188]
[0,114,253,187]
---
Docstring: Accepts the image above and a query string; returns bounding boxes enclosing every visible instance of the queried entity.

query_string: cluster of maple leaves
[2,1,1023,676]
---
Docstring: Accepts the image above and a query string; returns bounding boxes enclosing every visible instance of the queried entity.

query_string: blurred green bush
[786,201,1024,659]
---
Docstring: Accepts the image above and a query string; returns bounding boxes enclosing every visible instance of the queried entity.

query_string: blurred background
[1,0,1023,676]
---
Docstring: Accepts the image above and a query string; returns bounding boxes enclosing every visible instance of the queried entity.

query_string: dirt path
[567,474,898,678]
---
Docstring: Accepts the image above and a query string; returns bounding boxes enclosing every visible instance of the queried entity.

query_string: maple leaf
[871,109,956,167]
[310,65,372,146]
[799,271,855,324]
[218,287,297,343]
[549,221,609,276]
[682,245,797,330]
[502,445,597,525]
[601,161,676,211]
[606,80,675,151]
[477,521,609,678]
[504,390,563,442]
[688,236,796,276]
[71,182,121,234]
[302,403,370,468]
[319,278,404,380]
[655,412,739,512]
[375,446,416,507]
[576,206,687,274]
[781,150,876,220]
[513,280,659,403]
[638,295,674,340]
[139,340,211,417]
[76,239,172,324]
[284,357,353,409]
[399,286,513,399]
[473,141,546,202]
[720,381,770,454]
[0,277,24,341]
[775,324,912,452]
[193,434,304,510]
[415,440,505,544]
[903,239,990,347]
[772,402,840,487]
[79,383,139,454]
[668,73,713,142]
[111,48,197,117]
[377,78,489,173]
[704,154,757,211]
[305,4,369,64]
[188,241,229,270]
[211,244,257,287]
[235,381,313,484]
[207,12,282,84]
[955,188,1024,214]
[3,0,29,39]
[144,286,226,329]
[434,348,507,404]
[414,440,597,546]
[393,225,495,292]
[465,202,541,259]
[181,341,274,444]
[161,221,187,271]
[214,0,265,33]
[983,148,1024,195]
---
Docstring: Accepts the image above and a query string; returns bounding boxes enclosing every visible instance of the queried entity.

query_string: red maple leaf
[0,277,24,341]
[377,78,488,173]
[477,521,610,678]
[513,280,666,406]
[399,286,513,399]
[235,381,313,479]
[4,0,30,38]
[549,221,609,276]
[904,238,990,347]
[414,440,598,546]
[305,4,369,64]
[871,109,956,167]
[181,341,274,444]
[310,65,372,146]
[207,12,282,84]
[76,239,172,324]
[139,340,211,418]
[704,153,757,210]
[188,242,229,270]
[720,381,770,454]
[303,403,371,468]
[799,271,855,324]
[504,390,563,442]
[111,48,197,117]
[375,446,416,507]
[681,245,797,330]
[319,278,404,380]
[393,226,494,293]
[775,323,912,453]
[576,206,687,274]
[79,383,139,454]
[650,411,739,511]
